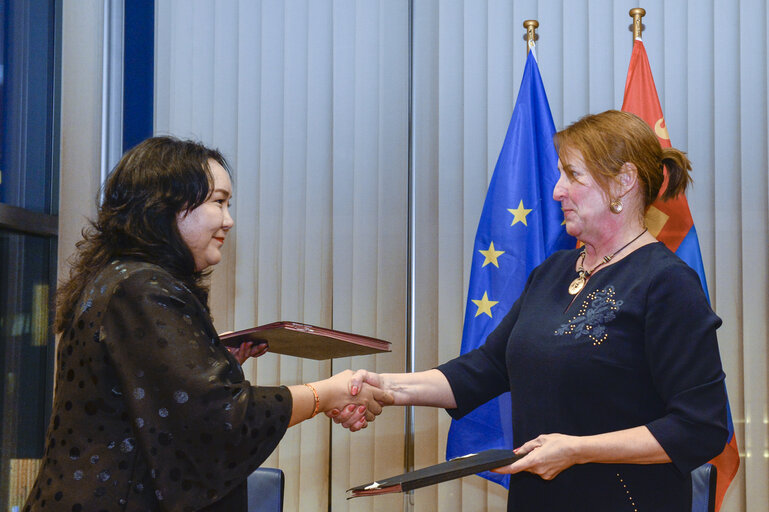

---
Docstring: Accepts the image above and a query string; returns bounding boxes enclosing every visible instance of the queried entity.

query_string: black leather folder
[347,449,523,498]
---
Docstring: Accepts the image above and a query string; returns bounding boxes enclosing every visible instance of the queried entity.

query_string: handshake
[305,369,392,432]
[298,367,454,431]
[229,340,436,431]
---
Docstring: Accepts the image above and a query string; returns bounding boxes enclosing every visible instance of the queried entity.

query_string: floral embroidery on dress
[555,286,623,346]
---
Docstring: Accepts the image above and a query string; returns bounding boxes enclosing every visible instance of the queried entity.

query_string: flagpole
[523,19,538,54]
[629,7,645,40]
[404,0,416,509]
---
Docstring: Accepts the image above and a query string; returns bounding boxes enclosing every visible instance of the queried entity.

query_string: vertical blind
[155,1,409,511]
[151,1,767,510]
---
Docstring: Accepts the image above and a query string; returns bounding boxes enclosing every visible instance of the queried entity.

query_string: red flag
[622,40,693,251]
[622,39,739,512]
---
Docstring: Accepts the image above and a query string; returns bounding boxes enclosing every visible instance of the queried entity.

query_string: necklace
[568,228,648,295]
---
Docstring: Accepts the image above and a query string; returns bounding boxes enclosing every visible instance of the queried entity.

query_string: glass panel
[0,0,6,203]
[0,229,56,511]
[0,0,58,509]
[0,0,57,213]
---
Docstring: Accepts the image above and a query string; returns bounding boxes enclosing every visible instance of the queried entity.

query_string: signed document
[347,449,523,498]
[219,321,391,360]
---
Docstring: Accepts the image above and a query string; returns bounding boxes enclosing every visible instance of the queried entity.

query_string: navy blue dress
[438,242,728,511]
[24,260,292,511]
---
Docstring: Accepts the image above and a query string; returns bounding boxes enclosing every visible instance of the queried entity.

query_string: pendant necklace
[568,228,648,296]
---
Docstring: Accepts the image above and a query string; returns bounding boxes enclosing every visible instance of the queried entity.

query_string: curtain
[155,1,409,511]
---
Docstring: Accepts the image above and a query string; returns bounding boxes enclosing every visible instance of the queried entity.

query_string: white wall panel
[712,3,745,511]
[738,1,769,510]
[59,1,104,283]
[412,0,443,508]
[435,1,466,510]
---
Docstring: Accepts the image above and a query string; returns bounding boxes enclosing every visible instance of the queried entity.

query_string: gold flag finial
[629,8,646,39]
[523,20,538,53]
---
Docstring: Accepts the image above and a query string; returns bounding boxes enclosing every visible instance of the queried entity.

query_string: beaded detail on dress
[554,286,624,346]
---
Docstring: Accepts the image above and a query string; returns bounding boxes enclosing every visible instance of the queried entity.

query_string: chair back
[690,463,717,512]
[247,467,284,512]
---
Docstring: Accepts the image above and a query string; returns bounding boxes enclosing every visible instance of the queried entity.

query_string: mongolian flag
[445,44,575,487]
[622,38,740,512]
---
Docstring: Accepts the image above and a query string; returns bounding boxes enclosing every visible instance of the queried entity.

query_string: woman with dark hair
[24,136,389,512]
[340,111,729,511]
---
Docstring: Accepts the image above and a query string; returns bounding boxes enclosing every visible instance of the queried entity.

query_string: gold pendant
[568,276,585,295]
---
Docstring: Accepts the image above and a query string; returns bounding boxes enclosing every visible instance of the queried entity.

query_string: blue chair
[690,463,717,512]
[247,467,285,512]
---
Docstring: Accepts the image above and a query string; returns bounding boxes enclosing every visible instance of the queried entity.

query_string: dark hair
[553,110,692,210]
[55,136,231,333]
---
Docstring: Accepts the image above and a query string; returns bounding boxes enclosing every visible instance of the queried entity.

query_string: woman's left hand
[493,433,581,481]
[227,340,269,365]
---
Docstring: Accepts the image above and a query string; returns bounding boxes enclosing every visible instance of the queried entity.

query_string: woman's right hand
[311,369,393,431]
[325,369,387,428]
[324,368,455,430]
[348,369,384,396]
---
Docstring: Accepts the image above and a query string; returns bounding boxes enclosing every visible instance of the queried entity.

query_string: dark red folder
[219,321,391,360]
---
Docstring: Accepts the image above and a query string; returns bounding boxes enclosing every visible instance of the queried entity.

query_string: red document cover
[219,321,391,360]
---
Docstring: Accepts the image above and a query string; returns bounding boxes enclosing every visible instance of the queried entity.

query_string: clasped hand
[315,370,393,432]
[326,369,391,432]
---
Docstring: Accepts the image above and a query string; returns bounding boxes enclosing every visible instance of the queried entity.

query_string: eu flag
[445,47,575,487]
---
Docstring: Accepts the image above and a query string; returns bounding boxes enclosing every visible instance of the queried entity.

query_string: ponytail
[659,147,693,200]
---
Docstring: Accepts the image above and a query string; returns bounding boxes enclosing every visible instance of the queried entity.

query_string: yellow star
[508,199,533,226]
[479,241,505,268]
[471,291,499,318]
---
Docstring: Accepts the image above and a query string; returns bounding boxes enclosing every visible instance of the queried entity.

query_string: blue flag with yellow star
[446,47,575,487]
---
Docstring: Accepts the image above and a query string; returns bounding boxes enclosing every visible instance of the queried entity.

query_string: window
[0,0,60,509]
